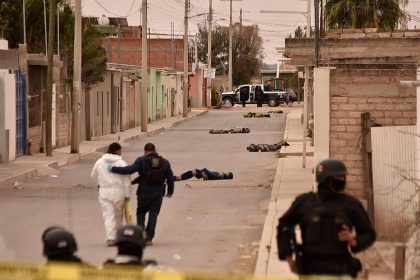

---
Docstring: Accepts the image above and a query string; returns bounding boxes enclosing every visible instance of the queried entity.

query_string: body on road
[175,168,233,181]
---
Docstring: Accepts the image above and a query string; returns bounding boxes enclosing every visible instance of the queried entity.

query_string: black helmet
[41,226,65,242]
[43,228,78,258]
[115,225,146,248]
[315,159,348,183]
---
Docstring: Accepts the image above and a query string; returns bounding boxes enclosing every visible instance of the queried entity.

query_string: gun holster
[131,176,141,185]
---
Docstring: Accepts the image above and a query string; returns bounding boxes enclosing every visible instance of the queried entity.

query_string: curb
[0,160,60,189]
[254,158,285,276]
[0,169,37,188]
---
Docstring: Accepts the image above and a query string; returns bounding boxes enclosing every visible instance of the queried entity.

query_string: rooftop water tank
[98,15,110,26]
[0,39,8,50]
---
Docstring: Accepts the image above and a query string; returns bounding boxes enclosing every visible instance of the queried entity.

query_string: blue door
[16,69,27,156]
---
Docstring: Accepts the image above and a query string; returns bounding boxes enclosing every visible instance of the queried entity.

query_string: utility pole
[314,0,320,67]
[43,0,48,54]
[260,6,311,167]
[22,0,26,44]
[183,0,189,117]
[240,8,242,27]
[71,0,81,153]
[307,0,311,37]
[303,0,311,168]
[222,0,242,91]
[207,0,212,107]
[57,4,60,56]
[45,0,56,156]
[141,0,148,132]
[228,0,233,91]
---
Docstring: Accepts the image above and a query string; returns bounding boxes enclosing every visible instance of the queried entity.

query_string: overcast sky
[80,0,420,64]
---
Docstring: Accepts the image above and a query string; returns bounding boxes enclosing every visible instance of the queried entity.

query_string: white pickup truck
[221,84,287,107]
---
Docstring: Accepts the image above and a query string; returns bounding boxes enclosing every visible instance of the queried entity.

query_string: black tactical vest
[143,155,164,185]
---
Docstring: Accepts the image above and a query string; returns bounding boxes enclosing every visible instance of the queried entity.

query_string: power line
[93,0,141,18]
[124,0,137,16]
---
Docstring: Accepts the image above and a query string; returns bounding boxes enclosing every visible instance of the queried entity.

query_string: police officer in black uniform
[104,225,157,267]
[109,143,174,245]
[239,86,249,107]
[42,227,84,263]
[277,159,376,278]
[255,85,263,107]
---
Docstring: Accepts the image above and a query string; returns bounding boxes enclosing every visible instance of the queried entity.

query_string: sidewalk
[255,105,314,278]
[0,109,208,189]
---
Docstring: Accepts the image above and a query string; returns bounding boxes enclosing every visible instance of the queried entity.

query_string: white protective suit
[91,153,131,241]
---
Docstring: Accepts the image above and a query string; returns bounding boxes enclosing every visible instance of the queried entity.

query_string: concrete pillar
[313,67,330,163]
[0,70,17,162]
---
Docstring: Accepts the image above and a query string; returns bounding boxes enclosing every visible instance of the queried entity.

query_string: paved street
[0,105,287,273]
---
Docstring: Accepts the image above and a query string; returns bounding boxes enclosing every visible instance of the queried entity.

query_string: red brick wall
[329,68,416,198]
[103,38,184,70]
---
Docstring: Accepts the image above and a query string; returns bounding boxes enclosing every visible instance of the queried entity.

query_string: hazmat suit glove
[107,165,113,172]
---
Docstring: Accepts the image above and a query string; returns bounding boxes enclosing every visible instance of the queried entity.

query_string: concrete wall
[313,68,330,164]
[189,68,207,108]
[122,78,141,130]
[149,69,156,122]
[285,36,420,66]
[156,72,163,120]
[0,70,16,162]
[0,50,19,70]
[190,69,200,107]
[88,71,113,137]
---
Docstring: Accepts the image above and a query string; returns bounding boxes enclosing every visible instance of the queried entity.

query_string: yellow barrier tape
[0,262,366,280]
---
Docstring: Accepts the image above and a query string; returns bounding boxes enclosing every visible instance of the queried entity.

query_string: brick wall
[103,38,184,70]
[329,67,416,197]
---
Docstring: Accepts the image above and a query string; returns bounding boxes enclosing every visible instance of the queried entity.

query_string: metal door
[15,69,27,156]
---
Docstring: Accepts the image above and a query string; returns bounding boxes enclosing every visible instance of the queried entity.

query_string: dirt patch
[230,241,260,274]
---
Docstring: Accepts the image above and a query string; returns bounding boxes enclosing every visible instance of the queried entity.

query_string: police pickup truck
[221,84,287,107]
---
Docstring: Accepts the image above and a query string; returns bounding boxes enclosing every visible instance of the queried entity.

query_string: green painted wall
[149,69,156,122]
[156,72,163,120]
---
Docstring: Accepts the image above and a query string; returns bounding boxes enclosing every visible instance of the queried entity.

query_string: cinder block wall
[329,67,416,197]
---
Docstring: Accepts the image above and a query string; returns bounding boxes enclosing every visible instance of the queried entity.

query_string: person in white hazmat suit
[91,142,131,246]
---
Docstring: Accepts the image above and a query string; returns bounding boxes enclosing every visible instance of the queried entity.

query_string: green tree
[81,25,107,89]
[232,24,264,86]
[0,0,24,48]
[0,0,106,87]
[197,23,229,75]
[325,0,407,31]
[0,0,72,52]
[197,22,264,86]
[0,0,107,142]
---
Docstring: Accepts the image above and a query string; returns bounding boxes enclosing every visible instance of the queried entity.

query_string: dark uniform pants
[137,192,163,240]
[300,255,358,277]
